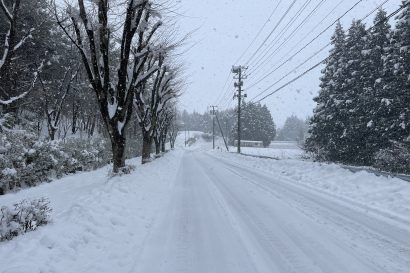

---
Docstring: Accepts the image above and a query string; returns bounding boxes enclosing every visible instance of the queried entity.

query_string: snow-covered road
[135,150,410,273]
[1,141,410,273]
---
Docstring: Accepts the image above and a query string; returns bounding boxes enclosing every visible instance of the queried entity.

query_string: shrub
[374,141,410,174]
[0,198,52,242]
[0,130,111,194]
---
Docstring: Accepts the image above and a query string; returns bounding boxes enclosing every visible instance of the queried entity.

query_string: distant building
[234,140,263,148]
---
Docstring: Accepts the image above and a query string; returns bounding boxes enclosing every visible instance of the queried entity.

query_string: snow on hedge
[0,198,51,241]
[0,130,112,194]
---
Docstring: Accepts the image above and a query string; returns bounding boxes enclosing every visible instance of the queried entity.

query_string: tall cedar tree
[305,21,347,160]
[381,1,410,143]
[363,9,392,158]
[340,20,368,164]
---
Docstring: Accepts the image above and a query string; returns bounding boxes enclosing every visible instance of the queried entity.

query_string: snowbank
[211,151,410,222]
[0,150,184,273]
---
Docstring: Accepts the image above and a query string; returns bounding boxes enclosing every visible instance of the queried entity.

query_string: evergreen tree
[363,9,392,158]
[339,20,368,164]
[305,22,347,160]
[277,115,306,142]
[380,1,410,143]
[231,102,276,147]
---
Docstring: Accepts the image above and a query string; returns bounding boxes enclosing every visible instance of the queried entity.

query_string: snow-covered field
[1,134,409,273]
[225,141,304,159]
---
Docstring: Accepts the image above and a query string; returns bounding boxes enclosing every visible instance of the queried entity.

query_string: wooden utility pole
[232,66,247,153]
[215,112,229,152]
[209,105,218,149]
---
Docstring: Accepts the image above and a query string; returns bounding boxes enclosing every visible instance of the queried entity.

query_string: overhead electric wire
[216,77,234,107]
[234,0,283,65]
[246,0,366,92]
[250,2,406,104]
[248,0,391,95]
[214,71,233,106]
[247,0,315,72]
[215,0,283,108]
[267,0,345,73]
[244,0,297,66]
[248,0,327,78]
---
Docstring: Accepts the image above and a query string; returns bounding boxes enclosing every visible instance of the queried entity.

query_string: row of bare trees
[1,0,183,173]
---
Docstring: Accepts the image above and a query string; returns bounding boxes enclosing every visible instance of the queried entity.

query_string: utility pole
[209,105,218,149]
[215,112,229,152]
[232,65,247,153]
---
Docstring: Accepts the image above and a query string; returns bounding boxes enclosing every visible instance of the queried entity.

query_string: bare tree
[134,52,180,163]
[38,65,80,140]
[54,0,162,172]
[167,110,178,149]
[154,104,176,154]
[0,0,40,109]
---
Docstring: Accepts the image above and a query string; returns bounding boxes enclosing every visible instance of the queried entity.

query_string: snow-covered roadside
[210,151,410,223]
[0,150,184,273]
[236,147,303,159]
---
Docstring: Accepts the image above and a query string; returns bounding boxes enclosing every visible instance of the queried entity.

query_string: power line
[250,2,406,104]
[221,0,309,109]
[247,0,327,77]
[216,77,235,107]
[247,0,366,92]
[247,0,315,72]
[234,0,283,65]
[265,0,345,76]
[253,61,323,103]
[244,0,297,65]
[222,0,386,109]
[214,71,233,106]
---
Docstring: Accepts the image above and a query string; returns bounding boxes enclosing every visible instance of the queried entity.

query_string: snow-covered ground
[234,141,304,159]
[211,150,410,225]
[0,151,184,273]
[1,134,409,273]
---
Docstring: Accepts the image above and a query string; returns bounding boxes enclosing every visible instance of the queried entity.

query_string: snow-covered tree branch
[54,0,164,172]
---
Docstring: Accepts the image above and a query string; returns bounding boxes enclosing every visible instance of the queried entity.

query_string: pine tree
[363,9,392,159]
[385,1,410,142]
[277,115,306,142]
[339,20,368,164]
[305,21,347,160]
[231,102,276,147]
[370,1,410,152]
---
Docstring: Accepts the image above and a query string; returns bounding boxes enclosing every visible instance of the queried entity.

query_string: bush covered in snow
[0,130,112,194]
[374,141,410,174]
[0,198,51,242]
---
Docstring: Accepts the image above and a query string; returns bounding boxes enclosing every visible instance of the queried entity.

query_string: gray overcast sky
[175,0,398,126]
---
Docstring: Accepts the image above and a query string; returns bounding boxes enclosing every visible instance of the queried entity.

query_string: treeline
[0,0,184,189]
[181,102,276,147]
[306,4,410,173]
[276,115,308,143]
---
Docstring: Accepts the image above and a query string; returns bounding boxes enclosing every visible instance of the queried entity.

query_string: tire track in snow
[203,152,410,273]
[197,153,346,273]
